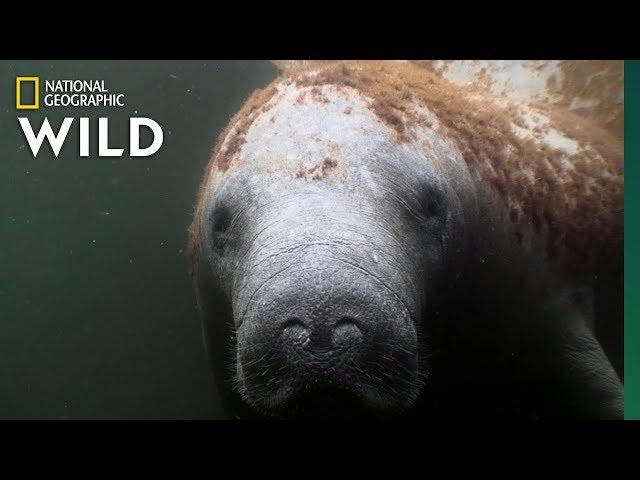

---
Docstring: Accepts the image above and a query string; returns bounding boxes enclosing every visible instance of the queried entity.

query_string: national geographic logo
[15,76,164,158]
[16,77,126,109]
[15,77,39,109]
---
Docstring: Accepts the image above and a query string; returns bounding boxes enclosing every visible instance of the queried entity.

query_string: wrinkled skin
[194,146,623,419]
[197,144,461,416]
[192,67,623,419]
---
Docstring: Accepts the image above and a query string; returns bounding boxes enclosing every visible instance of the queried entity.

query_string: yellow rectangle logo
[16,77,39,110]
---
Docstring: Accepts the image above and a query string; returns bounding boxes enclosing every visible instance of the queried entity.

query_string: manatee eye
[211,200,234,249]
[212,203,232,234]
[419,184,446,220]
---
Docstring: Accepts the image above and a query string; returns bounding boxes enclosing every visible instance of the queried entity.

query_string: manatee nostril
[282,318,310,346]
[332,318,363,347]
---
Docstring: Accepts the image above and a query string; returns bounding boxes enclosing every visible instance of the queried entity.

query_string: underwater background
[0,60,279,419]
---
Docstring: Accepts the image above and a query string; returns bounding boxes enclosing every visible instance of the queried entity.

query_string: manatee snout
[198,165,444,417]
[235,262,421,417]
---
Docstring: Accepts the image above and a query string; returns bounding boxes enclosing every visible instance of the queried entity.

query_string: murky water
[0,60,279,419]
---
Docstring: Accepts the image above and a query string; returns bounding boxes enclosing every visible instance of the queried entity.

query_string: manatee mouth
[234,293,423,417]
[234,335,425,419]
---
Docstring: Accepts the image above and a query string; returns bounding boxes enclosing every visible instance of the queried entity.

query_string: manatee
[189,61,623,419]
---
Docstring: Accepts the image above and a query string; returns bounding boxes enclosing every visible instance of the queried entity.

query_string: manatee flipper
[554,314,624,418]
[593,252,624,381]
[522,293,624,419]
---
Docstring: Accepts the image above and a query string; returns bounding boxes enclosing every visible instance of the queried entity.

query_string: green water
[0,60,279,419]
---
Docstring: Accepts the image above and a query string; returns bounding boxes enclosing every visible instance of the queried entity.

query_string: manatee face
[199,150,471,417]
[194,81,475,418]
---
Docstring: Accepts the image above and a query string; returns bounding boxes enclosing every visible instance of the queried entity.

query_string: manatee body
[189,61,623,419]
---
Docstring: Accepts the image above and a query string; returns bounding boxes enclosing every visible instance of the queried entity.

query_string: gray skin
[193,142,623,419]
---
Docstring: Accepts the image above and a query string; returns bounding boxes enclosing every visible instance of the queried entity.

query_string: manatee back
[211,60,623,281]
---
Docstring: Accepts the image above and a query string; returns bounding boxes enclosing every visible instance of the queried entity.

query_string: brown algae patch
[189,61,623,277]
[282,61,623,274]
[294,157,339,181]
